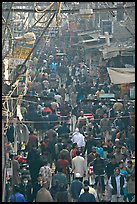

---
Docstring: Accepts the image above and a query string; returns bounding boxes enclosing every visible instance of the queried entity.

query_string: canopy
[107,67,135,84]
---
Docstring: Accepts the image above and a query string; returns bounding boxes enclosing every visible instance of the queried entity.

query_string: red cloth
[43,107,52,114]
[57,159,69,174]
[27,135,38,149]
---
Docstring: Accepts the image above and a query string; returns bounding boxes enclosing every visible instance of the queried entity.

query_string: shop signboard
[99,93,115,98]
[13,46,32,59]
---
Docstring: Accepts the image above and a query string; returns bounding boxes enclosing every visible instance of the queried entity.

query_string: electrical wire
[2,2,14,49]
[34,2,54,13]
[33,2,55,23]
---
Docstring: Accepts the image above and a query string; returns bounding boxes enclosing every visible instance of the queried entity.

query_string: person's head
[92,146,96,153]
[72,143,77,149]
[127,160,133,168]
[119,161,124,169]
[76,150,81,156]
[58,183,67,191]
[122,153,127,161]
[96,141,101,147]
[110,155,116,163]
[75,128,79,132]
[29,130,34,135]
[103,113,107,118]
[114,167,120,176]
[58,138,62,143]
[60,153,66,160]
[75,173,81,179]
[116,146,121,153]
[37,174,43,183]
[42,159,48,166]
[107,139,112,146]
[80,111,84,116]
[84,180,89,186]
[63,143,68,149]
[13,185,20,194]
[57,166,63,173]
[83,185,89,193]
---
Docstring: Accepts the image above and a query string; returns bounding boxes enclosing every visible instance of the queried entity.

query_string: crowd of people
[5,50,135,202]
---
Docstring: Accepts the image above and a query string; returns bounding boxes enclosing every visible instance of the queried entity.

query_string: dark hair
[84,185,89,192]
[37,174,43,178]
[84,180,89,186]
[42,159,48,166]
[114,167,120,172]
[72,143,77,148]
[76,150,81,156]
[111,155,116,159]
[119,161,123,165]
[57,166,62,173]
[13,185,20,193]
[127,160,132,165]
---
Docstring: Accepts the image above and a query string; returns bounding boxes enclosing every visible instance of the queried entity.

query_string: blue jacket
[96,147,104,159]
[10,192,27,202]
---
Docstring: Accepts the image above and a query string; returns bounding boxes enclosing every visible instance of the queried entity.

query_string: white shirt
[80,186,97,198]
[71,132,85,148]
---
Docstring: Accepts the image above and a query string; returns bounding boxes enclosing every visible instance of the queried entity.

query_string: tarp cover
[107,67,135,84]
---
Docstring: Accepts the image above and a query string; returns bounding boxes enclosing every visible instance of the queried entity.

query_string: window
[101,20,113,35]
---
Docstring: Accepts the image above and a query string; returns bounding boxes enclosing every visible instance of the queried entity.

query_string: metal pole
[2,2,13,49]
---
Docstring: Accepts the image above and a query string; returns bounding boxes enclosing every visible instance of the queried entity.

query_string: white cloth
[80,186,97,198]
[72,156,86,178]
[71,132,85,148]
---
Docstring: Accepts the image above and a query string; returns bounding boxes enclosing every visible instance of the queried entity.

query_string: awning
[107,67,135,84]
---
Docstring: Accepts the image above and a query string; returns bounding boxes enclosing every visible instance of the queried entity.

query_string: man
[108,167,127,202]
[78,185,96,202]
[57,122,70,137]
[92,153,106,193]
[52,166,68,189]
[10,185,27,202]
[69,173,83,202]
[26,130,38,151]
[87,146,97,166]
[27,145,41,187]
[106,155,119,179]
[32,174,43,202]
[100,113,111,141]
[114,147,124,163]
[36,181,53,202]
[58,84,66,101]
[95,141,105,159]
[71,128,85,149]
[77,111,89,133]
[59,143,70,161]
[39,159,52,189]
[72,150,87,182]
[9,153,21,186]
[80,180,97,199]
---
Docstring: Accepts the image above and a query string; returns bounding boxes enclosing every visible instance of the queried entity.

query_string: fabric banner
[107,67,135,84]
